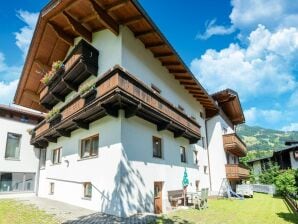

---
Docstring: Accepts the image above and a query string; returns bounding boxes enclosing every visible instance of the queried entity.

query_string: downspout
[35,148,42,196]
[205,118,212,192]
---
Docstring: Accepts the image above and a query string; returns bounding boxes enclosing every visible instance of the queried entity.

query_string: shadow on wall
[69,147,154,219]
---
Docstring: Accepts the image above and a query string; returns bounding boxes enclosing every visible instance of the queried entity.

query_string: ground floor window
[180,146,187,163]
[0,172,35,192]
[52,148,61,164]
[83,182,92,198]
[80,135,99,158]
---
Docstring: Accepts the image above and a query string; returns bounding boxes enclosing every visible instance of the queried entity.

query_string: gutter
[205,118,212,192]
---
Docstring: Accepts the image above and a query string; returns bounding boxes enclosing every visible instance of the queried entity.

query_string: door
[154,182,163,214]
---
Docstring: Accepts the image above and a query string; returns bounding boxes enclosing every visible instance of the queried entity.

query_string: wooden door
[154,182,163,214]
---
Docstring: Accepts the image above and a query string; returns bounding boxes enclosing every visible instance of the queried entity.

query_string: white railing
[252,184,276,195]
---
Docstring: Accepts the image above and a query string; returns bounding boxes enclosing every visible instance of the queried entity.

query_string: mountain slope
[236,124,298,151]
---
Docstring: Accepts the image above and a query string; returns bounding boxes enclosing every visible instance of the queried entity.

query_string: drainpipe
[35,148,41,196]
[205,118,212,192]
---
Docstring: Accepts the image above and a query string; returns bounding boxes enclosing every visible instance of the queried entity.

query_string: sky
[1,0,298,131]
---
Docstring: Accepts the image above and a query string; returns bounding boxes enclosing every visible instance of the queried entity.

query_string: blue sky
[1,0,298,131]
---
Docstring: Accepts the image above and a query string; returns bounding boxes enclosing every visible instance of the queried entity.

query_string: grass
[0,199,58,224]
[155,193,298,224]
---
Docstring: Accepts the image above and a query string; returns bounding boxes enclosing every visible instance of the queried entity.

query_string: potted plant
[40,60,64,86]
[79,81,96,99]
[46,107,61,123]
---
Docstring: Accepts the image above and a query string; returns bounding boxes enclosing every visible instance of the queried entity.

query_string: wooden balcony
[40,39,99,109]
[223,133,247,157]
[32,66,201,148]
[225,164,250,180]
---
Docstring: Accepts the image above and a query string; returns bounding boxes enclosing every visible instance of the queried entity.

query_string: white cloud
[281,123,298,132]
[0,80,19,105]
[14,10,39,58]
[191,25,297,99]
[244,107,282,125]
[198,0,298,39]
[197,19,235,40]
[0,52,21,82]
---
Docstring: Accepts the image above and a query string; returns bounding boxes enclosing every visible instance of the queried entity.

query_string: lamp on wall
[64,159,69,167]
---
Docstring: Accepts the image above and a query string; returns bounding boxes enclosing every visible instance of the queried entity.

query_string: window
[180,146,187,163]
[153,136,162,158]
[83,182,92,198]
[20,115,29,123]
[193,150,198,165]
[151,84,161,94]
[178,105,184,112]
[52,148,61,164]
[5,133,21,160]
[201,137,205,149]
[40,149,46,169]
[204,166,208,174]
[49,183,54,195]
[200,111,204,119]
[80,135,99,158]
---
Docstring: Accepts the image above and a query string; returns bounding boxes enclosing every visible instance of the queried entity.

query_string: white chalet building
[13,0,248,217]
[0,105,43,195]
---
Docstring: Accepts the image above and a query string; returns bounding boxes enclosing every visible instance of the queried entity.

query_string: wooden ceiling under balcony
[14,0,218,115]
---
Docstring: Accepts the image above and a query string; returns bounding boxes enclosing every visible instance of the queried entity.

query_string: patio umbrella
[182,168,189,206]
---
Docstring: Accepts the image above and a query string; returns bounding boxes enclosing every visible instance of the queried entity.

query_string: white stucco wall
[38,26,213,217]
[0,117,39,173]
[206,115,235,195]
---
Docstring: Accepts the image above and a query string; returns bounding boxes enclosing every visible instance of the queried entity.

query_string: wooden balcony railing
[223,133,247,157]
[40,39,99,109]
[225,164,249,180]
[32,66,201,148]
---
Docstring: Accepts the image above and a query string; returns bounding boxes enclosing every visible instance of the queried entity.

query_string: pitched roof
[0,104,44,119]
[212,88,245,125]
[14,0,219,115]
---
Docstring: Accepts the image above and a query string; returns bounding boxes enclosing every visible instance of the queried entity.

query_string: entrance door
[154,182,163,214]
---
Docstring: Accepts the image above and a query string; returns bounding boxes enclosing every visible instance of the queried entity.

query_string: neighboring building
[0,104,43,194]
[13,0,247,217]
[207,89,249,194]
[249,144,298,175]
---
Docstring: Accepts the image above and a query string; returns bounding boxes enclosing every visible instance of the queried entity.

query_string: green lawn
[0,200,58,224]
[156,193,298,224]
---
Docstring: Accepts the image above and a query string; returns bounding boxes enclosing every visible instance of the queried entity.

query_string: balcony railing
[32,66,201,148]
[223,133,247,157]
[225,164,249,180]
[40,39,99,109]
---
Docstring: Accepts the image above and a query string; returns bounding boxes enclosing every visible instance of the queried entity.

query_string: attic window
[151,84,161,94]
[178,105,184,112]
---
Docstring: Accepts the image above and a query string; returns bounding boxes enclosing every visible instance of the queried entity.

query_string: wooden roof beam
[135,29,155,38]
[106,0,129,12]
[189,91,207,95]
[185,86,203,91]
[63,11,92,42]
[169,69,187,73]
[162,61,180,66]
[23,90,39,103]
[154,53,174,59]
[174,75,192,80]
[145,42,166,49]
[120,15,143,25]
[89,0,119,35]
[34,59,50,72]
[180,81,196,85]
[48,22,74,46]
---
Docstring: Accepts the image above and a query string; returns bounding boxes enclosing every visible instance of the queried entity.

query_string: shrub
[41,60,64,85]
[275,169,297,195]
[46,108,60,121]
[258,162,280,184]
[79,81,95,95]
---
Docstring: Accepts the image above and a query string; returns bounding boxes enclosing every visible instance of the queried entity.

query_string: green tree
[258,162,280,184]
[275,169,297,195]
